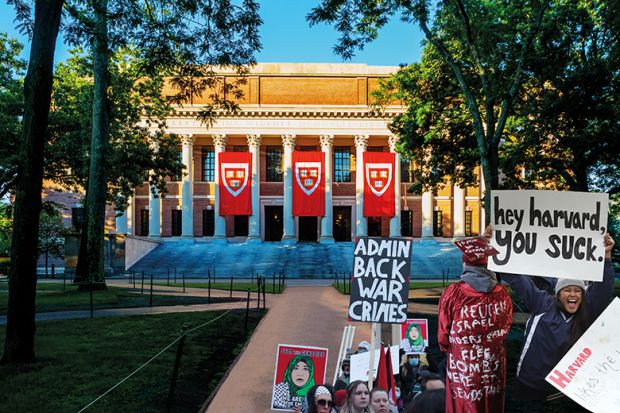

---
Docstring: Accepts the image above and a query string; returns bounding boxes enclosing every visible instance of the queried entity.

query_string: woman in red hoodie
[437,246,513,413]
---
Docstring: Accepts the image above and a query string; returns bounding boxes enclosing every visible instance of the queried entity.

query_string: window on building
[401,158,413,183]
[203,209,214,236]
[465,210,473,237]
[433,209,443,237]
[334,146,351,182]
[202,146,215,182]
[401,210,412,236]
[368,217,382,236]
[140,209,149,236]
[266,146,283,182]
[171,210,182,236]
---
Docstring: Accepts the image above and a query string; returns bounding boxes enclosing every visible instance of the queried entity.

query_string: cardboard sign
[454,238,498,261]
[400,319,429,354]
[546,298,620,413]
[350,344,400,382]
[271,344,328,411]
[488,190,608,281]
[349,237,412,324]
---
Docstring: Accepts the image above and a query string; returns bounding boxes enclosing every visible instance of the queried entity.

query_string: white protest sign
[488,190,608,281]
[546,297,620,413]
[350,345,399,382]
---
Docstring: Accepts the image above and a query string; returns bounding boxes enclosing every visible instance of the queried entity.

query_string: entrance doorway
[234,215,248,237]
[298,217,318,242]
[333,206,351,242]
[265,206,283,241]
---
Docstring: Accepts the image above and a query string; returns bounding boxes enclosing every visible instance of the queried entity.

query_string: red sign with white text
[363,152,395,217]
[293,152,325,216]
[218,152,252,215]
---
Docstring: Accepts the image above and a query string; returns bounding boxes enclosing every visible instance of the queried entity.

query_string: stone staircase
[128,239,463,279]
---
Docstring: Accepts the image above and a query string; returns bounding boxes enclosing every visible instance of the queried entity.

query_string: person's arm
[437,286,454,353]
[586,233,616,319]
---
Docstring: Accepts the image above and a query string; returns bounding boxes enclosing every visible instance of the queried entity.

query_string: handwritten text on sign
[546,298,620,413]
[349,237,412,324]
[488,190,608,281]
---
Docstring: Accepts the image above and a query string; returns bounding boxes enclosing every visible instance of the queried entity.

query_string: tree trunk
[75,0,109,291]
[2,0,64,363]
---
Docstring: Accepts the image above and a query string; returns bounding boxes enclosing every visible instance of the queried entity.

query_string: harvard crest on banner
[363,152,395,217]
[218,152,252,215]
[293,151,325,216]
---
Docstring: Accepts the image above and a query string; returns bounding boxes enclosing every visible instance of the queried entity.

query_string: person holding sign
[492,227,616,402]
[438,237,513,413]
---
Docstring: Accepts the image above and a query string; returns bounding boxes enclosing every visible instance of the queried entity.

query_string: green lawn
[154,280,286,294]
[0,283,237,315]
[0,309,265,413]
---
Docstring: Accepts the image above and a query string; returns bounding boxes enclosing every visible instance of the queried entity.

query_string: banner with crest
[363,152,395,217]
[218,152,252,215]
[293,151,325,216]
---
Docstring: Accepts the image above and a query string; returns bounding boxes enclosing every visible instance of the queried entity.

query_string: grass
[0,283,237,315]
[0,309,265,413]
[154,280,286,294]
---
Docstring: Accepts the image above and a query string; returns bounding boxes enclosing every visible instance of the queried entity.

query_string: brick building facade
[115,63,484,241]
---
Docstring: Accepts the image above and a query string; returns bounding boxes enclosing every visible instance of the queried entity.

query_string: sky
[0,0,424,67]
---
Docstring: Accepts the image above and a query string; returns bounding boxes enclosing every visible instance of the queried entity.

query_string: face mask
[395,391,401,399]
[408,358,419,367]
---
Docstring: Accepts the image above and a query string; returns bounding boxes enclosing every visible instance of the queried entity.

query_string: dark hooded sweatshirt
[438,265,513,413]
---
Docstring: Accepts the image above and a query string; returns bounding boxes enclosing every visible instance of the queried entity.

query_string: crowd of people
[282,228,616,413]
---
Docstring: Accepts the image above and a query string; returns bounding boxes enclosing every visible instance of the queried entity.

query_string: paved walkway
[205,286,372,413]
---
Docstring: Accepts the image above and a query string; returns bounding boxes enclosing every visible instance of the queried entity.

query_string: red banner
[363,152,395,217]
[218,152,252,215]
[293,151,325,216]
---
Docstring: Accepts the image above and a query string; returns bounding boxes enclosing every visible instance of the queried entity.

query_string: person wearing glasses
[294,384,337,413]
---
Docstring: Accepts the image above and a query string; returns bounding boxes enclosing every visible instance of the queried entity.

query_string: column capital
[319,134,335,150]
[246,134,262,148]
[281,134,296,149]
[212,134,227,148]
[180,134,195,146]
[354,134,369,150]
[388,135,399,152]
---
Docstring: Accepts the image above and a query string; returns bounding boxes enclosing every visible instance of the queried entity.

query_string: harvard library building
[114,63,484,244]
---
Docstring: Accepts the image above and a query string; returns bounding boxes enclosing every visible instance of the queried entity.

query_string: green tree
[0,32,26,198]
[60,0,262,290]
[0,203,12,257]
[38,202,65,277]
[3,0,64,363]
[308,0,549,217]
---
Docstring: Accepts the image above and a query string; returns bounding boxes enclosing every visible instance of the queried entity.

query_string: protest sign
[488,190,608,281]
[271,344,328,411]
[546,298,620,413]
[454,238,498,261]
[348,237,412,323]
[350,344,400,382]
[400,319,429,354]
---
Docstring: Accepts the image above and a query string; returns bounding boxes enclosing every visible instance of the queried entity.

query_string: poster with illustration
[271,344,328,411]
[400,319,429,354]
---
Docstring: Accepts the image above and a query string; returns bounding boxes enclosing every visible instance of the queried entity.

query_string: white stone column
[354,134,369,237]
[126,196,134,235]
[421,190,434,239]
[320,134,335,243]
[115,205,128,234]
[213,134,228,239]
[247,134,261,241]
[181,134,195,237]
[453,185,466,238]
[147,137,161,237]
[389,135,401,237]
[282,134,296,241]
[148,186,161,237]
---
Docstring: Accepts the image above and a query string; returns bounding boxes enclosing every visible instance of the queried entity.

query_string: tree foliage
[38,202,65,276]
[309,0,549,217]
[0,33,26,199]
